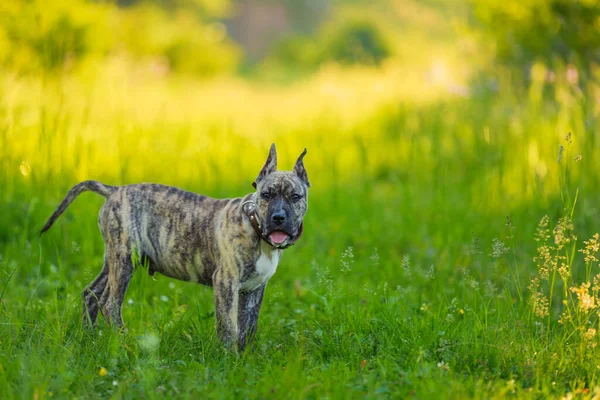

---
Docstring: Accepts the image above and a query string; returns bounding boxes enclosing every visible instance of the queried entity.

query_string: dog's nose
[272,212,286,225]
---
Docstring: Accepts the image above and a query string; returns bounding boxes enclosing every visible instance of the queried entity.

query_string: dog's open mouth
[268,231,289,244]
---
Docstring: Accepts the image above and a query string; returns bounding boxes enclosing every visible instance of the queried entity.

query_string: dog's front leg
[238,284,266,351]
[213,266,239,349]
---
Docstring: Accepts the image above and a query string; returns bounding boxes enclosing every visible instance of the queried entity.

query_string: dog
[40,144,309,350]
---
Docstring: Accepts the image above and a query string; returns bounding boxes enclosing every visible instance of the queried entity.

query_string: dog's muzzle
[242,200,303,249]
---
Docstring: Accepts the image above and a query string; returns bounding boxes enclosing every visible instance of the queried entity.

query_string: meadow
[2,1,600,399]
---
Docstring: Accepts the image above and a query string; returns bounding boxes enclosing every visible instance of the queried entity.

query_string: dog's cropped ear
[293,148,310,188]
[253,143,277,189]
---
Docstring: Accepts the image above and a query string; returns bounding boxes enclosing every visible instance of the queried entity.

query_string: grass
[2,44,600,400]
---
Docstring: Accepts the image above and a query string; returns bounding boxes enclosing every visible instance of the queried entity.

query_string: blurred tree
[266,15,392,72]
[320,18,391,66]
[113,0,231,18]
[470,0,600,74]
[0,0,240,76]
[0,0,107,72]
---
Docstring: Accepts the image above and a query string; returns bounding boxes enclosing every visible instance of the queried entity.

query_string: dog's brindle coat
[40,144,309,350]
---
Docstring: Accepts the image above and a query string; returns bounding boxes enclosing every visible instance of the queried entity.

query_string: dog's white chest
[241,242,281,292]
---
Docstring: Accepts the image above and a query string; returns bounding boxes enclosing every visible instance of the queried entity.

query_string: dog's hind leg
[82,261,108,327]
[102,247,134,329]
[97,200,135,330]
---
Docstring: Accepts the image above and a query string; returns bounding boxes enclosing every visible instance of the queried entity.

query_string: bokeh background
[2,0,600,398]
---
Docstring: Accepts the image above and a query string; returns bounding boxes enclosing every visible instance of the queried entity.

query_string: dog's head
[252,144,309,248]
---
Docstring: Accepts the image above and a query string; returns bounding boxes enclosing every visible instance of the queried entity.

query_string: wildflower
[554,217,576,250]
[533,244,554,279]
[340,247,354,273]
[459,309,464,315]
[469,279,479,290]
[99,367,108,377]
[535,216,551,242]
[584,328,597,341]
[315,261,333,294]
[448,297,459,312]
[581,293,595,311]
[570,283,595,311]
[437,361,449,371]
[559,309,572,325]
[489,238,510,258]
[558,263,570,281]
[593,274,600,293]
[401,255,410,269]
[160,295,168,302]
[529,278,549,318]
[425,265,435,280]
[579,233,600,264]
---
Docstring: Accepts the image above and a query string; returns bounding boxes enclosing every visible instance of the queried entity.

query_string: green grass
[2,65,600,399]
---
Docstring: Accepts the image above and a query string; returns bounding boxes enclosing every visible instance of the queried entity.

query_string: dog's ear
[253,143,277,189]
[293,148,310,188]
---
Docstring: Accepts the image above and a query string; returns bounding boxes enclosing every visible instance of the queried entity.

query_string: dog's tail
[40,180,117,235]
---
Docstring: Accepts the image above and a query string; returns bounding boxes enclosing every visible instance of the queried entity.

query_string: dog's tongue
[269,231,289,244]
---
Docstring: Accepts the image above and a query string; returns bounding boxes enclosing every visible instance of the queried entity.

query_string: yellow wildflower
[584,328,597,341]
[570,283,596,311]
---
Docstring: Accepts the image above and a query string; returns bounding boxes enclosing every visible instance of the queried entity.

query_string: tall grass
[1,60,600,398]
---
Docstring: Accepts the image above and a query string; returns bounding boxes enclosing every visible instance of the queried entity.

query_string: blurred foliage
[117,5,239,76]
[470,0,600,75]
[319,18,391,65]
[267,16,392,74]
[115,0,231,18]
[0,0,240,76]
[1,0,599,83]
[278,0,330,34]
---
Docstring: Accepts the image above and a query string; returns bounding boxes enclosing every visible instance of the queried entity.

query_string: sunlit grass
[2,46,600,398]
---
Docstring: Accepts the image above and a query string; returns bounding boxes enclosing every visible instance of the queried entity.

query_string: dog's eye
[291,193,302,202]
[261,192,271,200]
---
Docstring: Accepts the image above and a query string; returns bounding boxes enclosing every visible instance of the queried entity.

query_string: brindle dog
[40,144,309,350]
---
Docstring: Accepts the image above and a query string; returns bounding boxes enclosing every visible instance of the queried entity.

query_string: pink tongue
[269,231,289,244]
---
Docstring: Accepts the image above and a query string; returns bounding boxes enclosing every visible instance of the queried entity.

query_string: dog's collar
[242,196,303,249]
